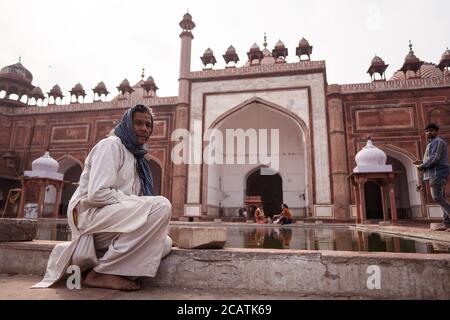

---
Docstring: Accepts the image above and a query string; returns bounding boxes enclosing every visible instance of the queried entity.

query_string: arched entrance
[381,146,422,218]
[148,159,162,196]
[246,167,282,217]
[364,181,383,219]
[386,155,412,219]
[361,148,418,221]
[58,157,83,217]
[205,99,310,217]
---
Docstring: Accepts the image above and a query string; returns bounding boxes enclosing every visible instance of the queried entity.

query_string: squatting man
[33,104,172,291]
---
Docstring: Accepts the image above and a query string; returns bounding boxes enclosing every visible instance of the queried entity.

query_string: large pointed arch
[57,155,83,217]
[379,144,424,218]
[202,97,312,217]
[206,96,311,142]
[57,155,84,173]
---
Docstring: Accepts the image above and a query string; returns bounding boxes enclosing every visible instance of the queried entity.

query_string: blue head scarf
[114,105,154,196]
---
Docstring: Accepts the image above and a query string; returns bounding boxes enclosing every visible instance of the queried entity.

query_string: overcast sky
[1,0,448,103]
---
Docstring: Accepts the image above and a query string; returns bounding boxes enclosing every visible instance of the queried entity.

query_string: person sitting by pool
[277,204,293,225]
[255,205,268,224]
[272,206,284,224]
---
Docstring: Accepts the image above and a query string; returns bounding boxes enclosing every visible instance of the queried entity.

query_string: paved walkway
[0,274,359,300]
[353,223,450,244]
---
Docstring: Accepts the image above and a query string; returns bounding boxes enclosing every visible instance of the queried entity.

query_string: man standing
[34,104,172,290]
[414,123,450,231]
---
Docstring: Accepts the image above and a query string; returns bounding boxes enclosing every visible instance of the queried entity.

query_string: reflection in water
[240,228,293,249]
[226,226,450,254]
[35,223,71,241]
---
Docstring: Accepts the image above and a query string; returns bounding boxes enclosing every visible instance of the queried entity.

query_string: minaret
[172,12,195,217]
[178,12,195,103]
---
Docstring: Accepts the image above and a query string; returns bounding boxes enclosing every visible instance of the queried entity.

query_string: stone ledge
[1,241,449,299]
[352,225,450,244]
[0,219,37,242]
[177,216,202,222]
[175,227,226,249]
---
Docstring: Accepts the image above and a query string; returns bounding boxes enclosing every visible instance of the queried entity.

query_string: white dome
[353,140,392,173]
[24,151,63,180]
[32,151,58,172]
[355,140,386,166]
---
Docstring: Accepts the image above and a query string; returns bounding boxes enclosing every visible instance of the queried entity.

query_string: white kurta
[33,136,172,288]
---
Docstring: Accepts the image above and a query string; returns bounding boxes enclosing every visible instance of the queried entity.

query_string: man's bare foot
[83,269,141,291]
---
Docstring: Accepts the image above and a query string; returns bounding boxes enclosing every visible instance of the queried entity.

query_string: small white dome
[355,140,387,166]
[24,151,63,180]
[353,140,392,173]
[32,152,58,172]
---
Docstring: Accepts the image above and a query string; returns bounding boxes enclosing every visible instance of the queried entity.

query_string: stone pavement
[1,222,450,300]
[353,223,450,244]
[0,274,357,300]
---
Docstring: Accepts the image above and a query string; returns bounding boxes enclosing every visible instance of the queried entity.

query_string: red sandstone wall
[0,105,176,199]
[341,88,450,206]
[0,114,14,177]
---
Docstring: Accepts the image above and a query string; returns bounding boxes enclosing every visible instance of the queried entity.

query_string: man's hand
[413,160,423,165]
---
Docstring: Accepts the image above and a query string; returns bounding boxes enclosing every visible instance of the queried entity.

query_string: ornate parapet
[338,76,450,94]
[189,60,326,80]
[0,96,178,115]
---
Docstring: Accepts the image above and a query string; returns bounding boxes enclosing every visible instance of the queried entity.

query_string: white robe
[33,136,172,288]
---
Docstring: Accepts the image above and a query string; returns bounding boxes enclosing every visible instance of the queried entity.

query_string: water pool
[35,223,450,254]
[224,226,449,253]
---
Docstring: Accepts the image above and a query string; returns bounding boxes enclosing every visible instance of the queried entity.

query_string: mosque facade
[0,13,449,221]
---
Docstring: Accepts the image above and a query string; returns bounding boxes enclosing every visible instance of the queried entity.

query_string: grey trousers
[430,178,450,225]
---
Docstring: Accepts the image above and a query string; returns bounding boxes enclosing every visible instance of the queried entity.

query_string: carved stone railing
[338,76,450,94]
[0,96,178,115]
[189,60,326,79]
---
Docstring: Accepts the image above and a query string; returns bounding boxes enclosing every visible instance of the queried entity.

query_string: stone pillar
[53,182,63,218]
[388,177,398,223]
[171,14,195,218]
[171,105,189,217]
[380,184,388,221]
[327,85,350,220]
[353,182,361,224]
[357,231,365,251]
[17,180,27,219]
[357,179,367,224]
[37,182,46,218]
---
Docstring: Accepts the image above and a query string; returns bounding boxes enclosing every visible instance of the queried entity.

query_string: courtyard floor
[0,274,359,300]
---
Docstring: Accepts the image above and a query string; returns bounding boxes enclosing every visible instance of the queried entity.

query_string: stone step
[171,227,226,249]
[0,274,357,300]
[1,240,449,299]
